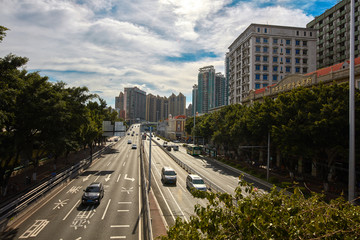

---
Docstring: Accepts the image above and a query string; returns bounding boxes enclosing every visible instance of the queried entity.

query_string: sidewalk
[149,189,167,239]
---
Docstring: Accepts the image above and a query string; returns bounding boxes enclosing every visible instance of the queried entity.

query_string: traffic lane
[10,142,141,240]
[143,141,208,224]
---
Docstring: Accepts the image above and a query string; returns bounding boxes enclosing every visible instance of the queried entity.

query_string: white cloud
[0,0,324,107]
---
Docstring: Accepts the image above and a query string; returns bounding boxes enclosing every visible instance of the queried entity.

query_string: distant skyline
[0,0,338,107]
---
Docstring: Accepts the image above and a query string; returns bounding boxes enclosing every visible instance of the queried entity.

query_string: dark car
[166,146,172,151]
[82,182,104,205]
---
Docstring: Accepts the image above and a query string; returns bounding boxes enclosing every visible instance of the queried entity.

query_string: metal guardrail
[0,143,115,232]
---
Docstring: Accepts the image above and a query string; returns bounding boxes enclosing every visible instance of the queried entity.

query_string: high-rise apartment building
[307,0,360,69]
[124,86,146,124]
[198,66,215,113]
[145,93,185,122]
[227,23,317,104]
[192,84,199,116]
[214,72,226,108]
[146,93,157,122]
[115,92,125,119]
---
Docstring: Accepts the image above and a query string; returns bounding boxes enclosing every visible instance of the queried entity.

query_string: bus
[187,146,202,156]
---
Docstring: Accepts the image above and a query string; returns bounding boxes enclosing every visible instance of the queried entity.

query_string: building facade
[115,92,125,119]
[197,66,216,113]
[227,23,317,104]
[306,0,360,69]
[214,72,226,108]
[124,86,146,124]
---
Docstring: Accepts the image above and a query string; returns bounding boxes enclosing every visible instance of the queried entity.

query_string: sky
[0,0,338,108]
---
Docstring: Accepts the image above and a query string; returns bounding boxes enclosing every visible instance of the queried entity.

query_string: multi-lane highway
[4,125,143,240]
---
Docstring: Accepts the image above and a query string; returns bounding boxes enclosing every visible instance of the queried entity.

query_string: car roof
[188,174,202,179]
[163,166,174,171]
[88,182,102,187]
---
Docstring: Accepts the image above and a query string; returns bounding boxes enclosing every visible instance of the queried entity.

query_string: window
[256,37,261,43]
[263,74,268,80]
[273,66,278,72]
[273,48,278,54]
[273,38,278,44]
[286,39,291,45]
[295,67,300,73]
[295,49,300,55]
[303,58,308,64]
[256,46,261,52]
[257,28,260,32]
[310,32,312,37]
[263,65,268,71]
[296,31,299,36]
[264,28,267,33]
[286,66,291,72]
[273,75,278,81]
[295,40,300,46]
[303,67,307,73]
[255,74,261,80]
[255,83,261,89]
[304,31,307,36]
[263,47,268,52]
[303,49,308,55]
[263,38,268,43]
[273,56,278,62]
[255,64,261,71]
[263,83,268,87]
[263,56,268,62]
[303,41,307,46]
[286,57,291,63]
[286,49,291,54]
[256,55,261,61]
[295,58,300,64]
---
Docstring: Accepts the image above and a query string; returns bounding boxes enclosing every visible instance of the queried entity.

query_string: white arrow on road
[124,174,135,182]
[83,175,90,182]
[105,174,111,182]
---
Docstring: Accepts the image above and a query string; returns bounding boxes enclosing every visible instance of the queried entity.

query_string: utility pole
[348,0,356,202]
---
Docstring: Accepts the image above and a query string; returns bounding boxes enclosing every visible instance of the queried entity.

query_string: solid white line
[118,202,132,204]
[167,188,188,222]
[111,225,130,228]
[117,174,121,183]
[102,199,111,220]
[94,175,100,181]
[63,199,80,220]
[123,162,126,167]
[107,161,111,166]
[110,237,126,239]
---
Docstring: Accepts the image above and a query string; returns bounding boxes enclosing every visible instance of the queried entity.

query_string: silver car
[161,167,177,185]
[186,174,207,191]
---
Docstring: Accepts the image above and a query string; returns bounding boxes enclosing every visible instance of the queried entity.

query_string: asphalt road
[3,125,143,240]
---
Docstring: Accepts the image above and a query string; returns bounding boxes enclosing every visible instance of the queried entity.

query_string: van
[186,174,207,191]
[161,167,177,185]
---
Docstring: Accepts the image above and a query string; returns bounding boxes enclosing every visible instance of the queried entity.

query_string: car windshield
[193,179,204,184]
[165,171,176,176]
[86,186,100,192]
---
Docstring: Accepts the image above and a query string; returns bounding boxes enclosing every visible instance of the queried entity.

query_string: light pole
[193,93,196,145]
[348,0,356,202]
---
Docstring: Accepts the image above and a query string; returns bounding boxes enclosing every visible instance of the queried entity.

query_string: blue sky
[0,0,338,107]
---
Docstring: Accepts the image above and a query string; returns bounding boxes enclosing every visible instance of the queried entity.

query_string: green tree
[162,178,360,239]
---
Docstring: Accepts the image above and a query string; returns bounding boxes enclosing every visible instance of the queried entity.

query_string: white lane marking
[111,225,130,228]
[124,174,135,182]
[117,173,122,183]
[167,188,188,222]
[123,162,126,167]
[138,157,142,240]
[105,174,111,182]
[102,199,111,220]
[110,237,126,239]
[19,219,49,238]
[117,210,129,212]
[121,187,133,194]
[107,161,111,166]
[94,175,100,182]
[53,199,69,210]
[118,202,132,204]
[63,200,80,220]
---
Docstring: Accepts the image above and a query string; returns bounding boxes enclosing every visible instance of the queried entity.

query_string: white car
[186,174,207,191]
[127,140,132,144]
[132,144,137,149]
